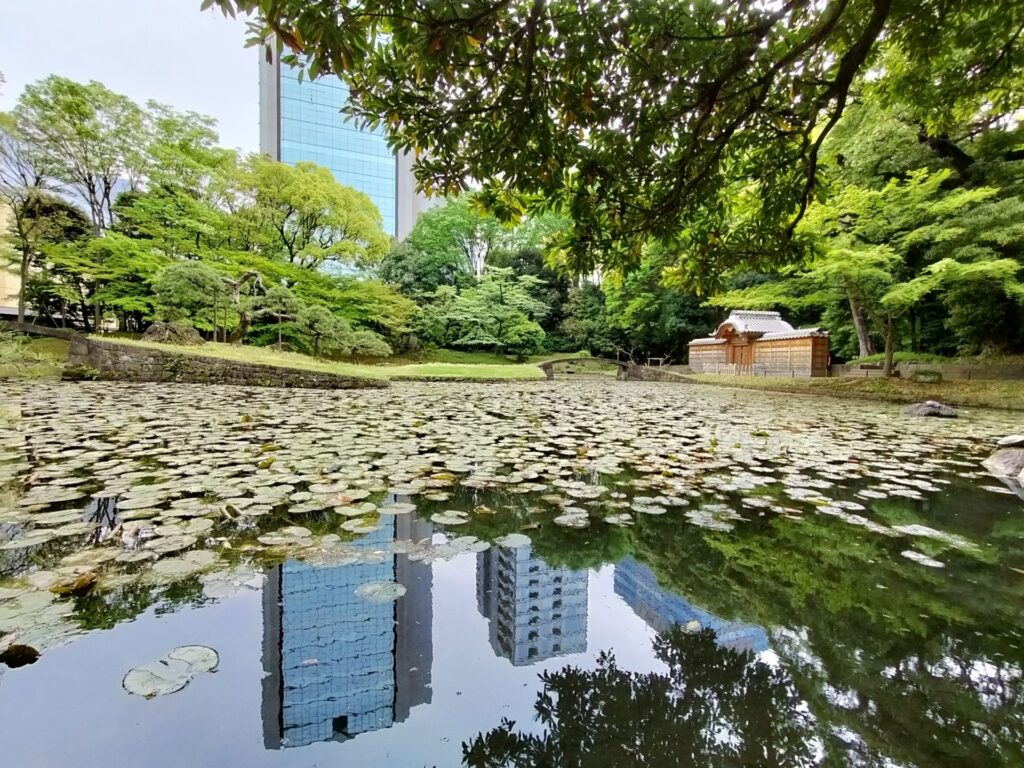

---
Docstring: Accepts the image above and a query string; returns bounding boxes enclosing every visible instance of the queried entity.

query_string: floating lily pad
[122,645,219,699]
[431,511,470,526]
[123,658,192,698]
[354,580,407,602]
[495,533,532,548]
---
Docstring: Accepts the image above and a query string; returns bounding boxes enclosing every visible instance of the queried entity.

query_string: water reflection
[476,545,588,665]
[261,513,433,748]
[463,626,816,768]
[613,558,768,654]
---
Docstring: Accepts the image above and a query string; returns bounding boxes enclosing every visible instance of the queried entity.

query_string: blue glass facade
[261,512,434,749]
[613,558,769,654]
[476,545,589,666]
[278,67,398,236]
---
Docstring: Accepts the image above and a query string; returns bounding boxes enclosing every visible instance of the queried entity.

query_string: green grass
[850,351,951,364]
[850,351,1024,365]
[0,337,70,380]
[685,373,1024,410]
[92,337,546,381]
[390,348,591,365]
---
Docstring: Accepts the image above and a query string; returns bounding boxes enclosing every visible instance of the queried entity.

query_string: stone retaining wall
[620,363,692,383]
[62,337,388,390]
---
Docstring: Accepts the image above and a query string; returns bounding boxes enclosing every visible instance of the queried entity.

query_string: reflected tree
[463,627,817,768]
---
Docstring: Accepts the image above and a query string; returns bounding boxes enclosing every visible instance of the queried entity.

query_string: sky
[0,0,258,152]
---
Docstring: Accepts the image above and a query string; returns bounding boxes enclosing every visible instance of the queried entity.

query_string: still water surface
[0,380,1021,767]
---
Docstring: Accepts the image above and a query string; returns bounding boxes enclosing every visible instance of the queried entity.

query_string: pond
[0,380,1022,767]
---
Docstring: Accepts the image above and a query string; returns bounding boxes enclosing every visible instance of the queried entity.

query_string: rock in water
[996,434,1024,447]
[0,644,40,668]
[142,321,204,346]
[902,401,957,418]
[983,448,1024,479]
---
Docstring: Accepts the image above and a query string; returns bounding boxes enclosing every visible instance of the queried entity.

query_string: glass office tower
[259,56,433,239]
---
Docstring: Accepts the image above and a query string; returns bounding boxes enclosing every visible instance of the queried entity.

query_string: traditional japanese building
[688,310,829,377]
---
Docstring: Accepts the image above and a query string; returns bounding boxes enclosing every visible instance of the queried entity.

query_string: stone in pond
[982,448,1024,479]
[996,434,1024,447]
[902,401,957,418]
[0,644,40,668]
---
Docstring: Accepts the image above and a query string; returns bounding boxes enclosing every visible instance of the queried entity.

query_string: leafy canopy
[207,0,1024,275]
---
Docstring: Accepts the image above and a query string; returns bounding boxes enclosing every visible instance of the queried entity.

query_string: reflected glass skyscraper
[259,56,434,239]
[613,558,769,654]
[261,515,433,749]
[476,545,588,665]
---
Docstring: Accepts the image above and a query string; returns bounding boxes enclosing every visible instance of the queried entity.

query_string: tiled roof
[688,337,727,346]
[760,328,829,341]
[716,310,794,336]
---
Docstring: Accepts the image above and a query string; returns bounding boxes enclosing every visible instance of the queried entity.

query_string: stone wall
[62,337,388,390]
[620,363,692,382]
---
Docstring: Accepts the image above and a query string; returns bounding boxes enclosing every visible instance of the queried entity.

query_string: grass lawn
[94,337,546,381]
[391,348,591,366]
[849,351,1024,366]
[684,373,1024,411]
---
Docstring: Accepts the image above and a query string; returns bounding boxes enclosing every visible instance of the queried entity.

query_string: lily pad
[122,645,219,699]
[354,580,407,602]
[495,533,532,548]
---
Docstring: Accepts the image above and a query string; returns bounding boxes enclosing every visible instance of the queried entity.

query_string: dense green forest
[2,70,1023,367]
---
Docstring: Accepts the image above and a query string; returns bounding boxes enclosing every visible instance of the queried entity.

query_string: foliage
[381,197,568,298]
[2,74,406,357]
[238,156,389,268]
[14,76,146,234]
[417,267,550,358]
[463,627,816,768]
[710,144,1024,367]
[152,260,225,326]
[211,0,1024,276]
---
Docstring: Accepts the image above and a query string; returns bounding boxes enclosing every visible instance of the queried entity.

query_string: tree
[560,284,615,356]
[604,246,719,361]
[404,195,505,280]
[152,260,225,328]
[295,303,350,356]
[377,239,465,296]
[40,232,167,332]
[239,156,389,269]
[464,627,816,768]
[0,111,52,322]
[711,163,1024,370]
[209,0,1024,276]
[14,77,146,234]
[258,283,303,348]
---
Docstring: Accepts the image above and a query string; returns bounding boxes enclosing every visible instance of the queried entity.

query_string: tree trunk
[847,289,874,357]
[17,248,30,324]
[277,316,282,348]
[882,315,896,378]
